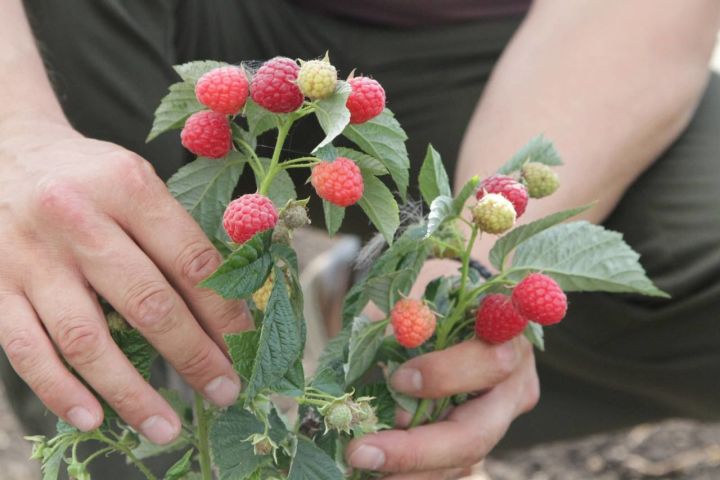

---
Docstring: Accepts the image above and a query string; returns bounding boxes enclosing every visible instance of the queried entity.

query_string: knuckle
[113,153,159,195]
[55,317,106,367]
[4,329,40,372]
[177,242,221,285]
[176,343,216,380]
[489,345,517,380]
[208,299,249,334]
[34,179,85,223]
[108,386,145,418]
[393,434,423,471]
[124,282,176,330]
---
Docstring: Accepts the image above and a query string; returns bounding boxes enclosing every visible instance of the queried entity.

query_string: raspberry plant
[28,56,667,480]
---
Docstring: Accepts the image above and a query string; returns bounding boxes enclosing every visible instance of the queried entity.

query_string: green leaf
[174,60,228,83]
[288,437,343,480]
[451,175,480,215]
[244,99,284,138]
[255,158,296,208]
[510,221,669,297]
[201,231,273,299]
[418,144,451,206]
[272,358,305,397]
[245,268,303,400]
[323,200,345,236]
[343,109,410,200]
[210,407,268,480]
[523,322,545,351]
[226,331,261,381]
[489,205,592,270]
[40,435,75,480]
[345,317,388,386]
[164,449,194,480]
[386,361,418,415]
[335,147,388,176]
[425,195,453,239]
[316,323,352,374]
[314,81,351,152]
[168,153,247,244]
[357,173,400,245]
[354,383,396,427]
[111,327,157,381]
[310,367,345,397]
[147,81,204,142]
[497,135,564,175]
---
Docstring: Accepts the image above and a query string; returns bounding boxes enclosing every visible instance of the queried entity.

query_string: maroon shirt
[294,0,531,26]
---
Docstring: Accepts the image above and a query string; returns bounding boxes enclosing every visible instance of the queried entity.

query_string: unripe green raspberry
[297,58,338,100]
[471,193,516,234]
[521,162,560,198]
[280,204,310,229]
[324,403,353,433]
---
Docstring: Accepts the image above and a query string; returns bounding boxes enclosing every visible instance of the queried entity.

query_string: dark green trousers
[11,0,720,476]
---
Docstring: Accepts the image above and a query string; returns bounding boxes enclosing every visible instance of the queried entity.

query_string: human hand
[347,260,539,478]
[0,119,250,444]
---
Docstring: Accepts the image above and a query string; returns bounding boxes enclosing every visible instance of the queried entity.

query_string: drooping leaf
[523,322,545,351]
[288,437,343,480]
[163,449,194,480]
[357,173,400,245]
[201,230,273,298]
[210,407,268,480]
[510,221,669,297]
[425,195,453,239]
[497,135,564,175]
[344,317,388,386]
[168,153,247,244]
[314,81,351,152]
[245,269,303,401]
[343,109,410,200]
[451,175,480,215]
[489,205,591,270]
[322,200,345,236]
[174,60,228,83]
[272,358,305,397]
[147,81,204,142]
[418,144,451,206]
[335,147,388,176]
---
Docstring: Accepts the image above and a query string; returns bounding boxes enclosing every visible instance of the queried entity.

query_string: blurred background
[2,33,719,480]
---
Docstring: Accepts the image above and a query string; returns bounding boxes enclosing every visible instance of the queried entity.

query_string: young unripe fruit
[477,175,529,218]
[250,57,304,113]
[391,298,437,348]
[180,110,232,159]
[280,204,310,230]
[223,194,278,244]
[195,66,249,115]
[471,193,516,234]
[297,59,338,99]
[512,273,568,326]
[521,162,560,198]
[346,76,385,124]
[324,403,353,433]
[475,294,528,344]
[310,157,364,207]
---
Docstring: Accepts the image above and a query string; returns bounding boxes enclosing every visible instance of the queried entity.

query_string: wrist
[0,111,77,153]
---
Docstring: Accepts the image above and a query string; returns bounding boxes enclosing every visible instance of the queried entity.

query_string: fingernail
[140,415,178,445]
[392,367,423,393]
[204,375,241,407]
[349,445,385,470]
[66,406,98,432]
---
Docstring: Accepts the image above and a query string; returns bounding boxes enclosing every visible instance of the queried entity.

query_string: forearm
[0,0,68,135]
[457,0,720,264]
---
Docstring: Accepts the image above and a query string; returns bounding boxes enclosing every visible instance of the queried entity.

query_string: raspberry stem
[194,393,213,480]
[234,136,265,176]
[258,116,293,195]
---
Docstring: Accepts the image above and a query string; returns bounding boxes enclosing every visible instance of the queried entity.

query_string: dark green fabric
[8,0,720,476]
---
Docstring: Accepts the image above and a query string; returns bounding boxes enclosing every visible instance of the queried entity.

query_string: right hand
[0,119,250,444]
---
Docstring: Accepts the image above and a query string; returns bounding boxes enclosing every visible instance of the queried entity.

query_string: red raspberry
[512,273,567,326]
[476,175,529,218]
[223,194,278,244]
[391,299,437,349]
[180,111,231,159]
[250,57,304,113]
[195,66,249,115]
[475,294,528,344]
[310,157,364,207]
[346,77,386,124]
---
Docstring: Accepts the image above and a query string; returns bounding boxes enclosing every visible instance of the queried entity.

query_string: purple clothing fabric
[293,0,531,26]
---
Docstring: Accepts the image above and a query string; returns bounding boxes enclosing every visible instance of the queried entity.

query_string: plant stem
[194,393,213,480]
[457,226,479,301]
[408,398,431,428]
[235,138,265,177]
[94,432,157,480]
[258,117,293,195]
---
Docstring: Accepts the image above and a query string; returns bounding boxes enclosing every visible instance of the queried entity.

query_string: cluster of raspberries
[180,57,386,159]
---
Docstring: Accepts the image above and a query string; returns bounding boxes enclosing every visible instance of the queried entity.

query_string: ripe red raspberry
[310,157,364,207]
[477,175,529,218]
[512,273,567,326]
[346,77,386,124]
[475,294,528,344]
[250,57,304,113]
[223,194,278,244]
[180,111,231,159]
[391,299,437,349]
[195,66,249,115]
